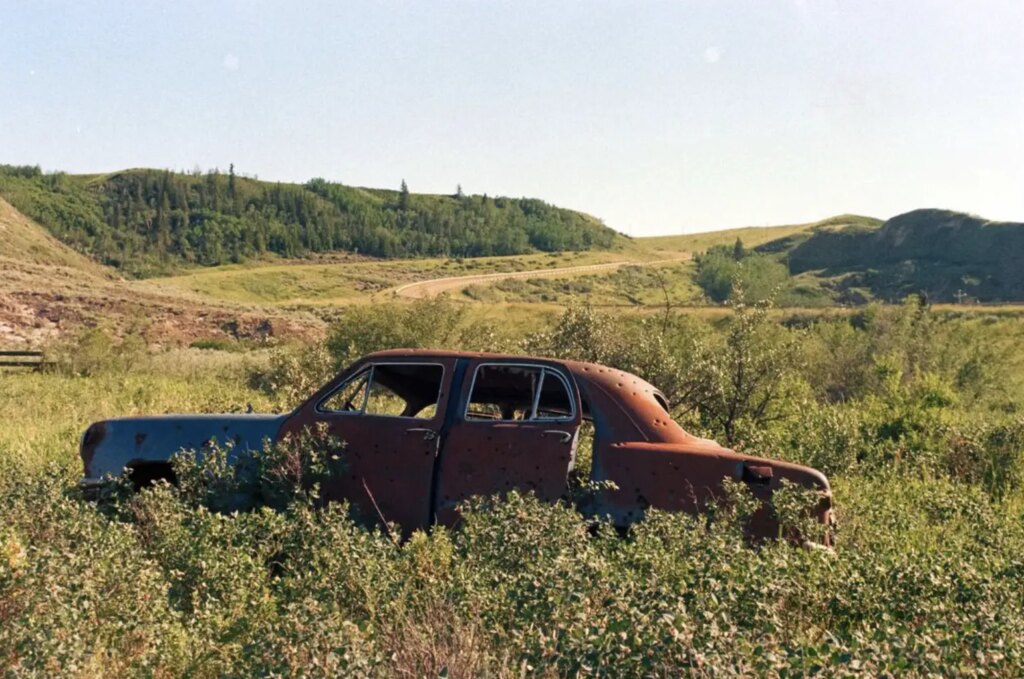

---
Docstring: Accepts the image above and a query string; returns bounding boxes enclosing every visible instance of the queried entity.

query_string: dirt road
[389,256,690,299]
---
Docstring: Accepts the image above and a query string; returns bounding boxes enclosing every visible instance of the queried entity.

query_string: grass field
[144,250,642,306]
[460,261,702,306]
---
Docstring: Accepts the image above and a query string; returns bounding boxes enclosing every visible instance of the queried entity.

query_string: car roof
[363,348,646,387]
[362,348,694,445]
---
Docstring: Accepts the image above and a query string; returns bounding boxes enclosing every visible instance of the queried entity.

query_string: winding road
[389,255,691,299]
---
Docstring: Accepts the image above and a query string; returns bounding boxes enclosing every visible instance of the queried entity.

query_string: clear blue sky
[2,1,1022,236]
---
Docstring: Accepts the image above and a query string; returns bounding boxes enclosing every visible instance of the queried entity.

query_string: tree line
[0,165,617,276]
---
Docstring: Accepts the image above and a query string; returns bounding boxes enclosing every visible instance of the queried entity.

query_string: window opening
[465,364,574,421]
[318,368,370,413]
[319,363,444,419]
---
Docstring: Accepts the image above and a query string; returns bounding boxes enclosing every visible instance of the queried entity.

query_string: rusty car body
[80,349,832,539]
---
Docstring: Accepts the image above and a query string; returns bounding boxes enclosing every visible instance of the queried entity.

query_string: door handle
[406,428,438,441]
[541,430,572,444]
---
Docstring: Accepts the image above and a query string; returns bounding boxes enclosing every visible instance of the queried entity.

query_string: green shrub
[247,341,336,408]
[7,298,1024,675]
[945,418,1024,499]
[2,459,1024,676]
[188,338,248,352]
[694,245,790,303]
[45,325,146,377]
[169,424,347,512]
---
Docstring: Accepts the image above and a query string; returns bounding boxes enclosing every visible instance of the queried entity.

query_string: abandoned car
[80,349,832,539]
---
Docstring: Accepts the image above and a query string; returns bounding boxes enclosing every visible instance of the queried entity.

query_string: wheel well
[125,461,177,490]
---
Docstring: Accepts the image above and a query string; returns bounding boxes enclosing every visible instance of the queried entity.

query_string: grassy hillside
[0,197,109,274]
[472,216,880,308]
[676,211,1024,307]
[786,209,1024,302]
[639,215,881,255]
[0,165,621,277]
[460,260,702,307]
[7,183,1023,349]
[0,197,323,348]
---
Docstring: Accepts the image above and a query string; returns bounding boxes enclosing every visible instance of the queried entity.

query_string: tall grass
[0,347,274,472]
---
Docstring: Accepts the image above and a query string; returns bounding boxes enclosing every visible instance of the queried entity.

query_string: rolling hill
[781,209,1024,303]
[641,218,850,254]
[0,165,621,277]
[4,158,1021,348]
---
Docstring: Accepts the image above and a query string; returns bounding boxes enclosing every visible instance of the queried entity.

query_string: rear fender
[590,441,832,541]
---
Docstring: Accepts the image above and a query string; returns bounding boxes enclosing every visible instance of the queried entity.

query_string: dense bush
[694,243,791,304]
[5,299,1024,674]
[2,465,1023,676]
[250,297,514,408]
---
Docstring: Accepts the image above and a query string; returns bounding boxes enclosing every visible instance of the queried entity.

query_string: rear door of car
[282,357,457,536]
[433,359,582,526]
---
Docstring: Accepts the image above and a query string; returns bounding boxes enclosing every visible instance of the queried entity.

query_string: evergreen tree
[399,179,410,211]
[733,237,746,261]
[156,190,171,259]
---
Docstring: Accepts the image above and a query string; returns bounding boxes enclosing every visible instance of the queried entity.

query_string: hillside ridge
[0,165,621,278]
[783,208,1024,302]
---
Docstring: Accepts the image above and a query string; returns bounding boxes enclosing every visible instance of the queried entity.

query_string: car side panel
[433,359,582,527]
[279,356,458,536]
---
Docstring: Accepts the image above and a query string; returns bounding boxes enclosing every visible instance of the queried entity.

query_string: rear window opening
[465,364,575,421]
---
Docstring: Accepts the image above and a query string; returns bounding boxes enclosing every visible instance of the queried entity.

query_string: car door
[433,360,582,526]
[281,357,456,536]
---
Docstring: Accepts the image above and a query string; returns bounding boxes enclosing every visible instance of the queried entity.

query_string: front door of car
[433,360,582,526]
[281,358,456,536]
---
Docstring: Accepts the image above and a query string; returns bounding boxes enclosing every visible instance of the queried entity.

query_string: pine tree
[399,179,410,211]
[733,237,746,261]
[156,190,171,259]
